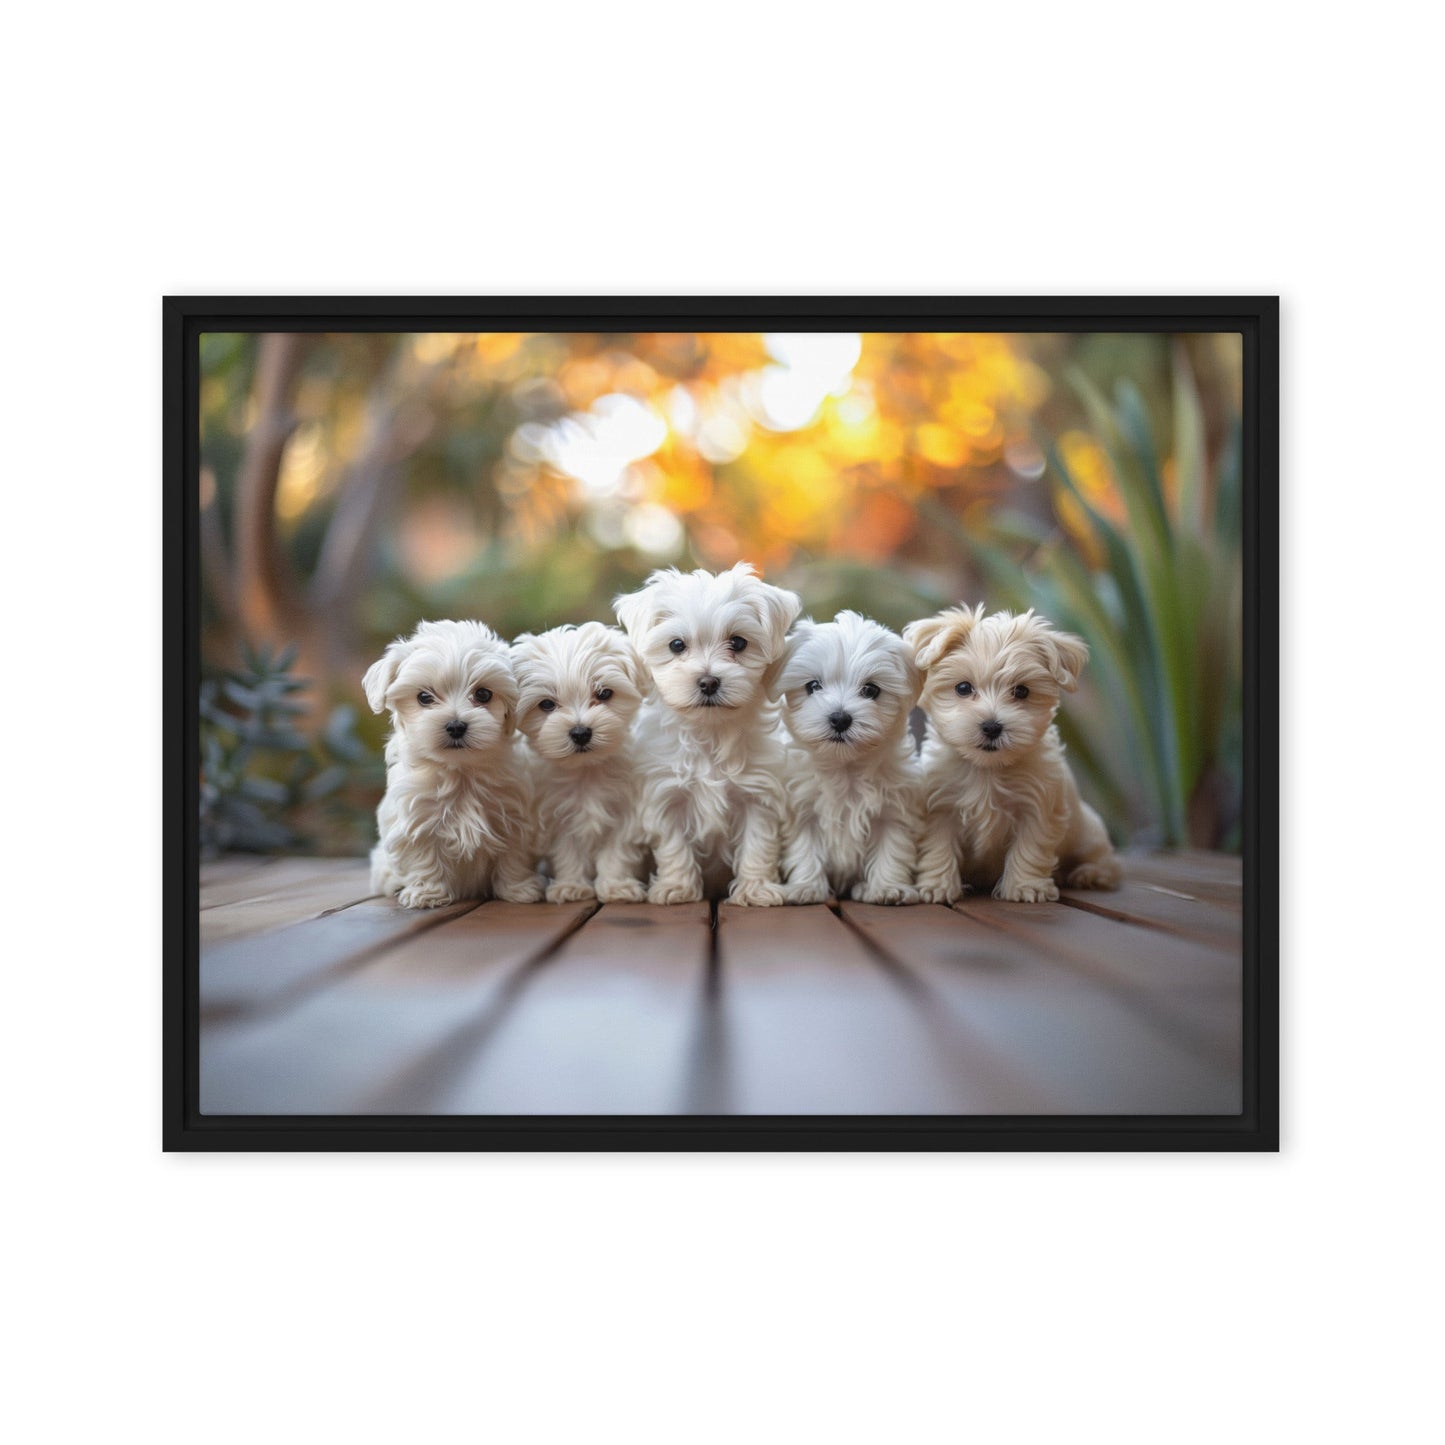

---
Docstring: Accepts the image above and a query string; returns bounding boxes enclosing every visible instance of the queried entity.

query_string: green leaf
[1067,366,1170,558]
[303,765,347,800]
[239,776,289,804]
[1171,341,1208,534]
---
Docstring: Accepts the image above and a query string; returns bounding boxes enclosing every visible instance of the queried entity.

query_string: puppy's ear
[755,580,804,659]
[509,631,538,677]
[362,636,413,713]
[612,585,656,641]
[759,594,806,697]
[1041,627,1089,692]
[618,633,652,697]
[902,605,980,673]
[493,671,521,737]
[899,648,925,709]
[592,622,651,697]
[765,618,815,700]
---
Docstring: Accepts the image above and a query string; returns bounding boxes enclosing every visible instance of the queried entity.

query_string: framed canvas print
[165,296,1278,1151]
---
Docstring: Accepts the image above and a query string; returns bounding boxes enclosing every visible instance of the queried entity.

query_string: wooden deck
[198,852,1243,1116]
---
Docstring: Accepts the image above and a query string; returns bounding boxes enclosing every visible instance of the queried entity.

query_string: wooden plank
[1124,851,1243,907]
[200,901,596,1115]
[201,863,379,946]
[201,897,478,1019]
[1058,879,1242,948]
[200,856,368,911]
[198,854,278,899]
[411,903,713,1115]
[841,902,1239,1114]
[712,903,1034,1114]
[954,895,1241,1075]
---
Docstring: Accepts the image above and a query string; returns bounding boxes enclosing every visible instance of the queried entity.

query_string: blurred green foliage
[200,643,380,857]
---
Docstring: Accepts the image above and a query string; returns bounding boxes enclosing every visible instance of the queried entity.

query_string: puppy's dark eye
[805,680,822,695]
[595,688,613,702]
[955,681,975,697]
[417,690,435,706]
[537,699,557,712]
[860,682,880,700]
[728,635,748,653]
[1011,684,1030,701]
[472,687,492,705]
[669,638,686,654]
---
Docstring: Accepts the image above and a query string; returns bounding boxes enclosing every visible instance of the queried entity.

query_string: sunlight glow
[542,393,668,497]
[623,502,684,556]
[750,333,862,432]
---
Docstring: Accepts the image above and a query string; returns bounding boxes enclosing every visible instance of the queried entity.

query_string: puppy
[363,619,543,909]
[905,604,1121,903]
[512,622,651,904]
[773,611,923,905]
[614,562,801,906]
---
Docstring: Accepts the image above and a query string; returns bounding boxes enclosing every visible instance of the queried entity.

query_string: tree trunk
[234,333,309,643]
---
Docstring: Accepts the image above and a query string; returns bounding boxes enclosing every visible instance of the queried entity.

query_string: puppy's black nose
[445,719,468,739]
[698,675,721,697]
[981,719,1003,740]
[569,725,593,746]
[828,710,854,734]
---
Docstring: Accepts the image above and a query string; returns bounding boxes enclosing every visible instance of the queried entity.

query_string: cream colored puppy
[614,562,801,906]
[512,622,651,904]
[773,611,923,905]
[363,620,543,909]
[905,604,1121,903]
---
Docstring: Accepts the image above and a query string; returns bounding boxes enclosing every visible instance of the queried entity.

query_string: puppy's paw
[854,882,921,906]
[784,880,829,906]
[728,878,787,908]
[1065,859,1121,891]
[545,879,596,904]
[916,878,965,905]
[397,882,453,910]
[496,876,546,904]
[997,877,1059,904]
[596,878,648,904]
[648,877,703,906]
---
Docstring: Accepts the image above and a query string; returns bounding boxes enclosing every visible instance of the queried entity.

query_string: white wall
[4,3,1436,1440]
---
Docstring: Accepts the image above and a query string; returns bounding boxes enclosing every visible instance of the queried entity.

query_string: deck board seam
[833,905,1059,1110]
[1055,892,1238,949]
[354,902,604,1113]
[201,901,485,1026]
[951,904,1239,1072]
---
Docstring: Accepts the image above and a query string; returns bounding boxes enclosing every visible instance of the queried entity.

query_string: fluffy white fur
[905,604,1121,904]
[512,622,651,905]
[773,611,924,905]
[363,619,543,909]
[614,563,801,906]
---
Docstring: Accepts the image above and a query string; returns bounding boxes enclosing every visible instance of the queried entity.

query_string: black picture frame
[165,295,1278,1152]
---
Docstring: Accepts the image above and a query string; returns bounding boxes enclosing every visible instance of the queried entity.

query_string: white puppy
[363,619,543,909]
[614,563,801,906]
[773,611,924,905]
[905,604,1121,903]
[512,622,651,905]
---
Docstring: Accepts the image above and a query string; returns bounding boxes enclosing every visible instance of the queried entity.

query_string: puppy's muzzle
[697,675,721,697]
[445,719,468,740]
[980,719,1003,740]
[568,724,593,750]
[828,710,853,736]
